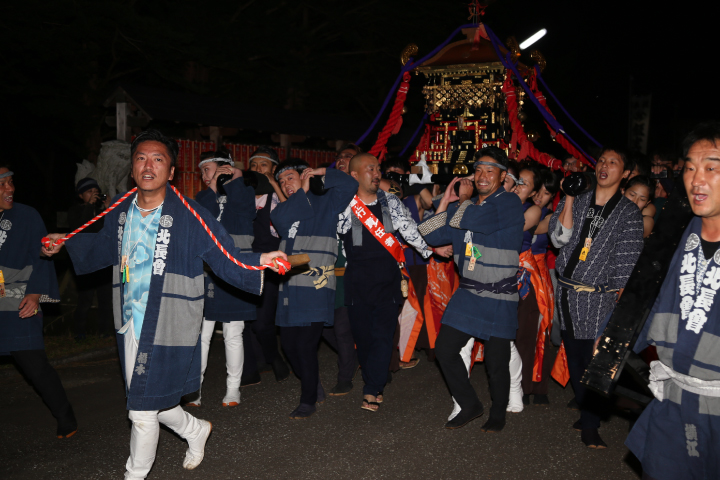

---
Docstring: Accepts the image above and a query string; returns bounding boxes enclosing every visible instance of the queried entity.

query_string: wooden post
[116,102,130,142]
[280,133,291,158]
[209,126,221,148]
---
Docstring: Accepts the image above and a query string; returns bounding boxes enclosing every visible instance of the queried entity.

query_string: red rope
[168,185,290,274]
[42,188,138,248]
[502,72,563,171]
[369,71,412,162]
[41,186,290,275]
[527,71,595,169]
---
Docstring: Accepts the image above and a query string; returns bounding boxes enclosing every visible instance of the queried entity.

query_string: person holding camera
[549,147,644,448]
[68,177,113,339]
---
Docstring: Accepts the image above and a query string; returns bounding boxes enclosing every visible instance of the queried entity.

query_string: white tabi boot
[221,321,244,407]
[157,406,212,470]
[507,341,524,413]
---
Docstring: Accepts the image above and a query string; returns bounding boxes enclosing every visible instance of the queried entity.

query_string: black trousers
[348,302,398,396]
[73,267,113,337]
[561,329,608,429]
[435,325,511,419]
[243,273,283,378]
[322,306,357,383]
[280,322,324,405]
[11,349,75,428]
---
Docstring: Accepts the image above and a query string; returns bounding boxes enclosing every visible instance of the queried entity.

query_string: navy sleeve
[26,210,60,300]
[193,201,264,296]
[195,189,220,218]
[454,193,524,235]
[223,179,257,222]
[270,190,315,237]
[323,168,359,215]
[65,213,117,275]
[418,210,452,246]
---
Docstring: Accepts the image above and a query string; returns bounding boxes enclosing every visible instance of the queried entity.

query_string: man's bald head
[349,153,377,173]
[349,153,381,196]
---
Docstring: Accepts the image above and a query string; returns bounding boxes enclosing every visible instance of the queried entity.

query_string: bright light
[519,29,547,50]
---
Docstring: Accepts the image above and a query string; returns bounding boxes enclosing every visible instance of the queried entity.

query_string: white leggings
[199,320,245,397]
[125,407,204,479]
[448,339,523,419]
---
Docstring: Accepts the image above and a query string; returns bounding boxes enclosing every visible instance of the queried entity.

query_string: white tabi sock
[449,338,476,421]
[222,321,244,406]
[507,341,524,413]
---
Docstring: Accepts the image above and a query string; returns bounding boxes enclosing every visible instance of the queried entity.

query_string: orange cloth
[399,258,458,362]
[551,341,570,387]
[533,252,554,382]
[519,250,552,382]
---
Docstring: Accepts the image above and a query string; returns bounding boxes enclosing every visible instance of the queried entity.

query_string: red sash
[350,196,405,263]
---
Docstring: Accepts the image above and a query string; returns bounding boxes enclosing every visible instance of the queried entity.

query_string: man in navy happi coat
[419,147,523,431]
[627,122,720,480]
[191,150,258,407]
[0,166,73,438]
[271,158,358,418]
[44,130,286,479]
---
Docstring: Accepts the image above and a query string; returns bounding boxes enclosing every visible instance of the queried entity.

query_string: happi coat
[548,190,644,339]
[64,185,264,411]
[626,217,720,480]
[271,168,358,327]
[418,188,524,340]
[0,204,60,354]
[196,179,258,322]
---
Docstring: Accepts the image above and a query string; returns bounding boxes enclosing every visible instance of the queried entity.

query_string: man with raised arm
[43,130,286,480]
[627,122,720,480]
[271,158,358,418]
[418,146,524,431]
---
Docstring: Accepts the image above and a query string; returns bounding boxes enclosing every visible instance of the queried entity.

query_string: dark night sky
[0,0,716,220]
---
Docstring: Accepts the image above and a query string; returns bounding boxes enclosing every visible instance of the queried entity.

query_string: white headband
[275,164,308,180]
[473,160,508,171]
[249,154,278,165]
[0,170,14,179]
[198,157,234,168]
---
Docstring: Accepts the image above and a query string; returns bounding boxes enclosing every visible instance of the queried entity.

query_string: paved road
[1,340,642,479]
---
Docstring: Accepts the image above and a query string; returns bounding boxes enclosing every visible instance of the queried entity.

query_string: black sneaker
[573,419,582,431]
[445,404,484,429]
[567,397,579,410]
[533,394,550,405]
[329,381,353,396]
[289,403,316,419]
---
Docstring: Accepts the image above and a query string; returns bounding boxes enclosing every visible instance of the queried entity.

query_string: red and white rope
[41,185,289,275]
[42,188,138,248]
[168,185,290,274]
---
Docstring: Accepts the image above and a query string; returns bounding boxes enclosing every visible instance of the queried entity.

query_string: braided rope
[368,71,412,162]
[168,185,290,274]
[42,188,138,248]
[41,184,289,275]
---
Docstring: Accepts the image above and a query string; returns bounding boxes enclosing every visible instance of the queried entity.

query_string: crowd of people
[1,122,719,479]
